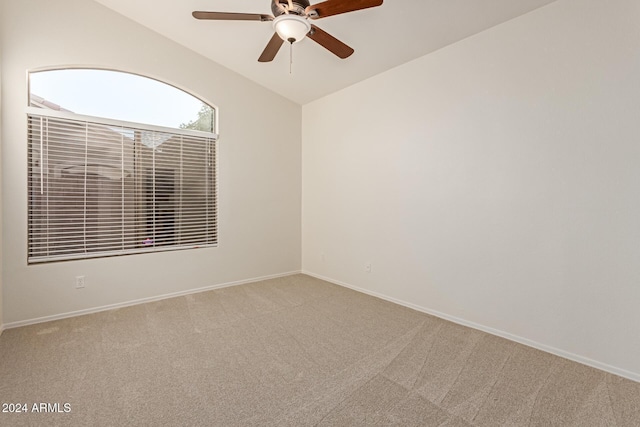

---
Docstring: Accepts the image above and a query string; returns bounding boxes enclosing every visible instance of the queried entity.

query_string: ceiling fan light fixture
[273,14,311,43]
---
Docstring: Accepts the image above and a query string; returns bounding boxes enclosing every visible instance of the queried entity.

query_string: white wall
[0,7,3,333]
[1,0,301,324]
[302,0,640,380]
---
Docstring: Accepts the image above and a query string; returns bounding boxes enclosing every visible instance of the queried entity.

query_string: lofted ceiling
[94,0,558,105]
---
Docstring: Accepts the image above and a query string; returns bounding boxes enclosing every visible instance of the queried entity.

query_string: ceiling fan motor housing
[272,0,311,17]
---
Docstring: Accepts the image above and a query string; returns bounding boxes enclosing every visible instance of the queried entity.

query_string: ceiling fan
[192,0,384,62]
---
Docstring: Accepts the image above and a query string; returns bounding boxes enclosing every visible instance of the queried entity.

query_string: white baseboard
[3,270,302,330]
[302,270,640,384]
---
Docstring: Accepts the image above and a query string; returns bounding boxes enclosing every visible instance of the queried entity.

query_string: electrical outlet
[75,276,85,289]
[321,252,325,262]
[365,263,372,273]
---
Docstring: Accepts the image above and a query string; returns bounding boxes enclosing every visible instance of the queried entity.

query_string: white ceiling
[94,0,557,105]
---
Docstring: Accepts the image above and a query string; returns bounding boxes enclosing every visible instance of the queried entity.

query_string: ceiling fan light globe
[273,14,310,43]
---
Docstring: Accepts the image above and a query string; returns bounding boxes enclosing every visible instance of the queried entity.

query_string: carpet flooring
[1,274,639,426]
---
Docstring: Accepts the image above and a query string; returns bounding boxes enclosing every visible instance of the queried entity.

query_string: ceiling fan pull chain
[289,40,294,74]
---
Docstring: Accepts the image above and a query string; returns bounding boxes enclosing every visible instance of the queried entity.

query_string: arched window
[27,69,218,263]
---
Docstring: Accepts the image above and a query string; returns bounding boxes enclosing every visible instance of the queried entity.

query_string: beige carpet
[1,274,639,426]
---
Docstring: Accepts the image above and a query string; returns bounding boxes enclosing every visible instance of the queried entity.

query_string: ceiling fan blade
[192,11,273,22]
[308,25,354,59]
[306,0,383,19]
[258,33,285,62]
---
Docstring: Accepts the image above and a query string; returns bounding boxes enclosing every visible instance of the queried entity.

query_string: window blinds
[27,111,218,263]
